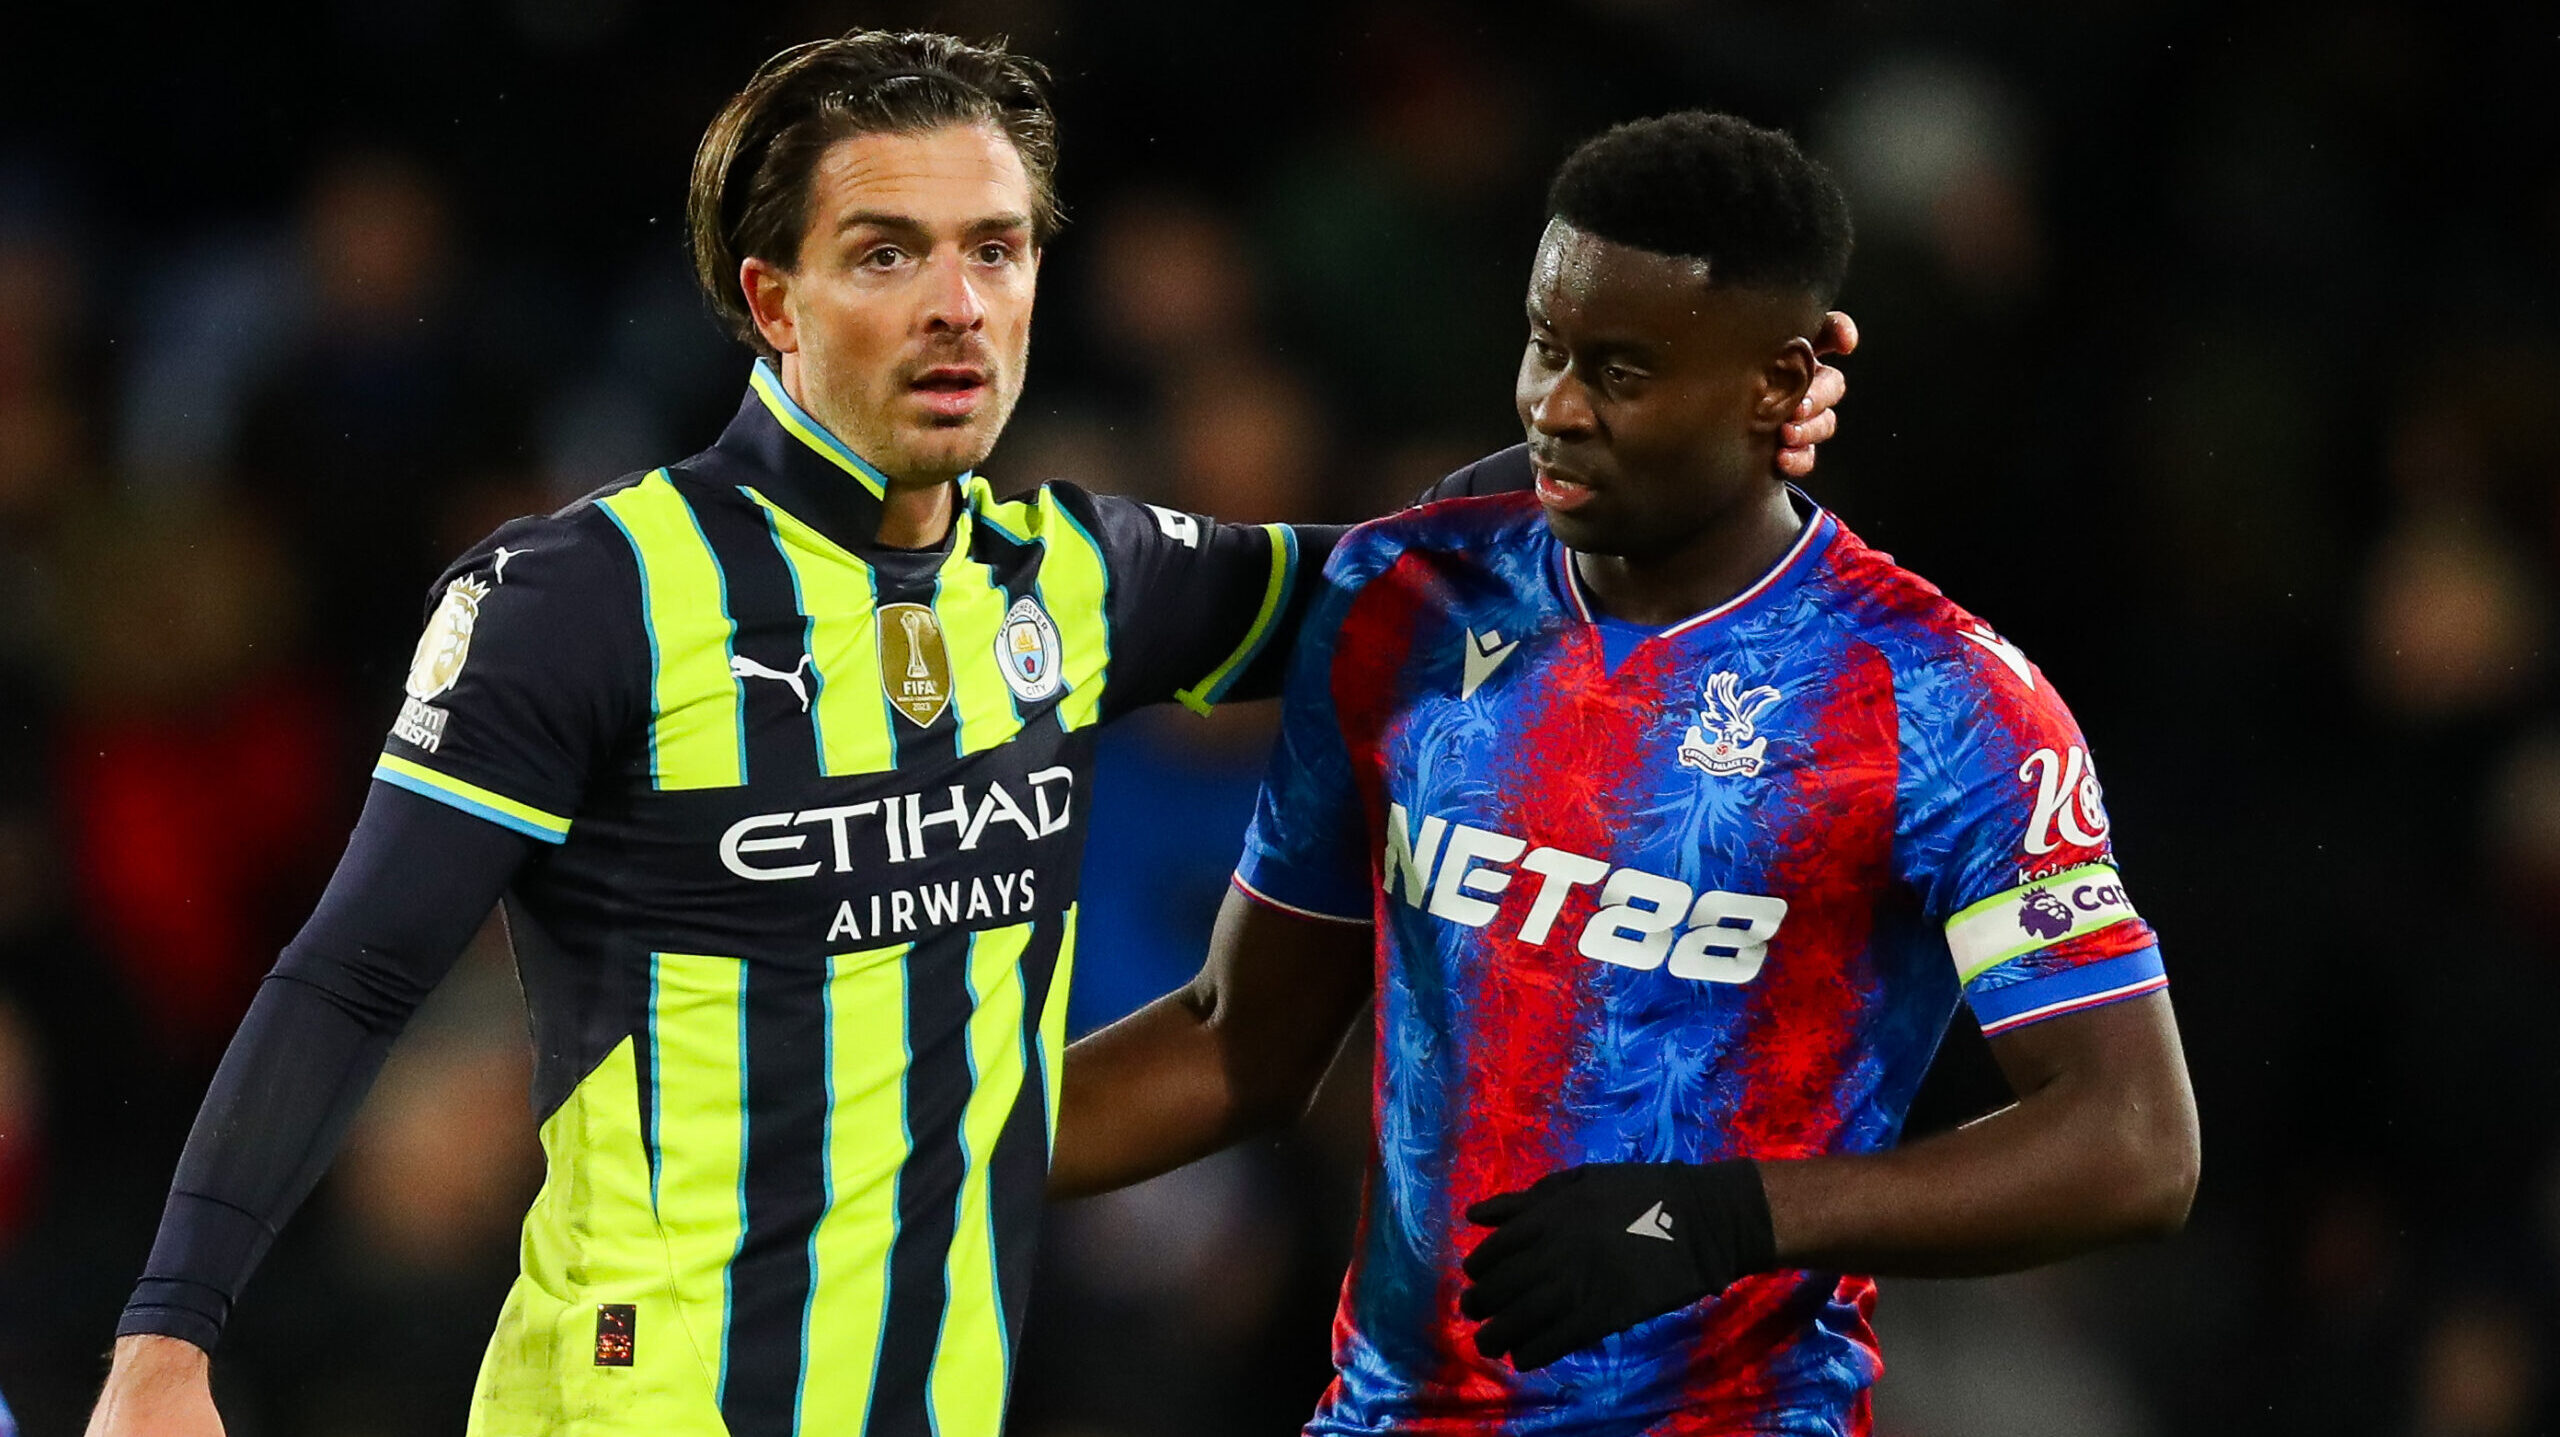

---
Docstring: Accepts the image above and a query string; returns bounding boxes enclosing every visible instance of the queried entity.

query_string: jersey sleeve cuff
[1229,849,1370,925]
[1175,524,1300,715]
[373,754,572,844]
[1967,946,2166,1037]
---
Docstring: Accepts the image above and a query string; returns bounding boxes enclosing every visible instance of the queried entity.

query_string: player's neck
[1572,483,1805,628]
[875,480,956,550]
[773,354,961,550]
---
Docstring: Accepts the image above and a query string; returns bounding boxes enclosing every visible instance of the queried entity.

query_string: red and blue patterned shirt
[1236,486,2165,1436]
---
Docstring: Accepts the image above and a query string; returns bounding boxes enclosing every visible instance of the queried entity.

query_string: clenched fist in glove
[1460,1160,1778,1372]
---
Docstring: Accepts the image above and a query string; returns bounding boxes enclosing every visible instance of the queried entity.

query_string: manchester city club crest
[996,595,1063,702]
[1677,671,1783,777]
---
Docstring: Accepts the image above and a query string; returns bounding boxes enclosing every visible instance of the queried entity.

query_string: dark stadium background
[4,1,2558,1432]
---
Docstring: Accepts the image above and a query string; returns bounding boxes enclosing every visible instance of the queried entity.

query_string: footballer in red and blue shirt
[1052,112,2197,1437]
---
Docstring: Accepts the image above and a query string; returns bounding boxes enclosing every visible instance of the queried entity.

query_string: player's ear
[742,256,799,355]
[1750,335,1818,433]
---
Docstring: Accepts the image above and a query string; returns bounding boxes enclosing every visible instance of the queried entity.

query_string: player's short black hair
[689,30,1063,356]
[1547,111,1852,307]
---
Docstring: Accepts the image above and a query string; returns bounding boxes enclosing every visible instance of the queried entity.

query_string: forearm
[119,977,405,1348]
[1049,985,1276,1200]
[1050,888,1375,1200]
[1760,1030,2198,1275]
[116,781,529,1350]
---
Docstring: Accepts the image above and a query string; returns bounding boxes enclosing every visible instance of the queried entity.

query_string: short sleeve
[1894,628,2164,1037]
[1060,486,1333,718]
[1231,537,1375,924]
[373,511,644,843]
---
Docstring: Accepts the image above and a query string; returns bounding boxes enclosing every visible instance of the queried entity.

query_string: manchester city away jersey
[376,361,1307,1437]
[1236,490,2165,1436]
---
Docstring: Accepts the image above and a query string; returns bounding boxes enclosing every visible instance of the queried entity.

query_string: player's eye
[1529,337,1566,367]
[861,245,908,270]
[973,240,1018,265]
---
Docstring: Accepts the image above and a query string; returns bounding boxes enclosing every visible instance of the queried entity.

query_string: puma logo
[731,654,814,712]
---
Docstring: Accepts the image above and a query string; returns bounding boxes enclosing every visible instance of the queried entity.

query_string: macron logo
[1958,625,2034,690]
[1626,1201,1676,1241]
[1461,628,1520,700]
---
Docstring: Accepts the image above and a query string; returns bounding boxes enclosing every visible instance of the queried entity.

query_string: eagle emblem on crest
[1677,671,1783,777]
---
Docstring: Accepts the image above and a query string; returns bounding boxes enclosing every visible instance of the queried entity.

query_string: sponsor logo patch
[392,696,449,753]
[2019,745,2112,855]
[1946,863,2140,983]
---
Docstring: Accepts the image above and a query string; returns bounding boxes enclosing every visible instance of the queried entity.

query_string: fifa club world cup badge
[997,596,1064,702]
[1678,672,1784,777]
[878,602,952,728]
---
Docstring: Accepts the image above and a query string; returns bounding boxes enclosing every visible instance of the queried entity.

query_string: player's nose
[920,250,988,332]
[1524,368,1596,437]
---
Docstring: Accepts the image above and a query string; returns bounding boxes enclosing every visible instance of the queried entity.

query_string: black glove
[1459,1159,1776,1371]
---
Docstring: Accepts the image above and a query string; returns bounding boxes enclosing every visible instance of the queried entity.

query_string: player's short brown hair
[687,30,1063,355]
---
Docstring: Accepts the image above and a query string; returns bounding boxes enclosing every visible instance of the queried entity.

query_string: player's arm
[91,514,637,1434]
[88,784,534,1437]
[1054,521,1387,1198]
[1464,630,2193,1371]
[1461,994,2193,1371]
[1753,989,2194,1273]
[1050,885,1372,1198]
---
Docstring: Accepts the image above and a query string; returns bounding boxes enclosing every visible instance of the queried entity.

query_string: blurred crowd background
[2,0,2558,1432]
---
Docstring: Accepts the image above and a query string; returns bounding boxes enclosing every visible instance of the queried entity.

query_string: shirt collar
[706,358,975,558]
[1555,486,1836,640]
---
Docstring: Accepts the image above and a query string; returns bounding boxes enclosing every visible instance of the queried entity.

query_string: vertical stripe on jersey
[598,472,748,789]
[865,927,974,1437]
[927,923,1033,1437]
[750,489,900,778]
[799,941,913,1434]
[686,483,825,786]
[642,952,749,1391]
[720,945,832,1436]
[1040,905,1077,1151]
[935,510,1027,756]
[988,910,1070,1376]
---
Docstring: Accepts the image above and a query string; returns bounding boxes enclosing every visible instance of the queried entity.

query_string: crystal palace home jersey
[377,361,1305,1437]
[1235,489,2166,1436]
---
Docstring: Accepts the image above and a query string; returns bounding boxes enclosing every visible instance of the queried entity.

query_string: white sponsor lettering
[721,813,822,882]
[393,696,449,753]
[1146,504,1202,548]
[2019,746,2111,855]
[718,774,1071,882]
[1382,801,1787,985]
[1427,824,1527,927]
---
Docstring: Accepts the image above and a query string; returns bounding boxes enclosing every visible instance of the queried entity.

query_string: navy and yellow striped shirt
[375,362,1309,1437]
